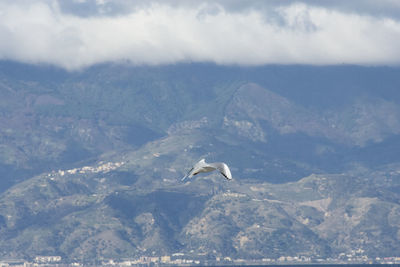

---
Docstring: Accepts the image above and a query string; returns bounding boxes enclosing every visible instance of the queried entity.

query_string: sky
[1,0,400,70]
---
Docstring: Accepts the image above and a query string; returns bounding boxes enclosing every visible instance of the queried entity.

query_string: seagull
[182,159,232,181]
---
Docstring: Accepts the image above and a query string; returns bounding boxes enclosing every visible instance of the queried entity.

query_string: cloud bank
[1,0,400,70]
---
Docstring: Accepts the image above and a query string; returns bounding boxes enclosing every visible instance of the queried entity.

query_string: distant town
[1,251,400,266]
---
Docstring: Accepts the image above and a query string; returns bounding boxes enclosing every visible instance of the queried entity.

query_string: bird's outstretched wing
[212,162,232,180]
[181,167,194,181]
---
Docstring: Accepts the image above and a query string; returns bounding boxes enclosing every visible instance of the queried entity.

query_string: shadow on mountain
[105,190,208,232]
[123,124,164,147]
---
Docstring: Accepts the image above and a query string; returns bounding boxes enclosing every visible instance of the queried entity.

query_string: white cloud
[0,1,400,70]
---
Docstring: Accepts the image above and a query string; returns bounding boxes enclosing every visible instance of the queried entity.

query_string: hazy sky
[1,0,400,70]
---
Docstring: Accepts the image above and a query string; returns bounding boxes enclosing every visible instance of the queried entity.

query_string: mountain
[0,141,399,261]
[0,61,400,261]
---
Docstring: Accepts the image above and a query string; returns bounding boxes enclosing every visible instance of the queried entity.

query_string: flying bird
[182,159,232,181]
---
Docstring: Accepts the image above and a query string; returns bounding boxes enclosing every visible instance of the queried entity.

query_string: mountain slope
[1,62,400,260]
[0,147,399,260]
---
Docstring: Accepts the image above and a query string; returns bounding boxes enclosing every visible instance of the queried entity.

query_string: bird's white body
[182,159,232,181]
